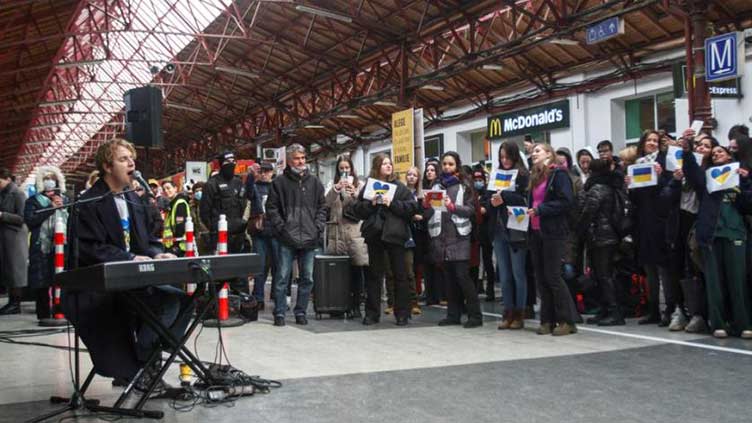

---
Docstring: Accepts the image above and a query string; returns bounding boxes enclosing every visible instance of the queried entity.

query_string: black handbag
[360,210,385,240]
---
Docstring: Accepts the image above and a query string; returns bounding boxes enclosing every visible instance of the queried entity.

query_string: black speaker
[124,86,162,148]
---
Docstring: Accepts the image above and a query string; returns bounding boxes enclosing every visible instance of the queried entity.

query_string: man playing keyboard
[62,138,191,395]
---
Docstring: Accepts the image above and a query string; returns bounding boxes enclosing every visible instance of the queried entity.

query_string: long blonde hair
[529,143,555,189]
[405,166,422,196]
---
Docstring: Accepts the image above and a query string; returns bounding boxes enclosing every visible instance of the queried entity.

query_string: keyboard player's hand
[154,253,177,260]
[133,255,151,261]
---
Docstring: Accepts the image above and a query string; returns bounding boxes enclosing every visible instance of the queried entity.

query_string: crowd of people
[1,123,752,342]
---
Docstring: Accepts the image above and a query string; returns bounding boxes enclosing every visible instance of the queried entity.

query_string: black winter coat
[529,168,574,240]
[200,174,248,251]
[24,194,69,289]
[682,151,752,247]
[481,170,529,244]
[629,152,671,266]
[423,179,475,263]
[351,180,418,247]
[266,168,327,250]
[577,174,620,247]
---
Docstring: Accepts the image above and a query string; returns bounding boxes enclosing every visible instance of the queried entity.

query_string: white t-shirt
[114,196,131,252]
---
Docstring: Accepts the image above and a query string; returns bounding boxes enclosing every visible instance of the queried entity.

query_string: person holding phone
[24,166,69,322]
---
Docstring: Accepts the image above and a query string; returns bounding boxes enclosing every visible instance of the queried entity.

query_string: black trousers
[530,231,576,324]
[477,240,496,296]
[445,260,482,322]
[590,244,617,312]
[669,210,706,316]
[424,261,446,304]
[366,241,409,319]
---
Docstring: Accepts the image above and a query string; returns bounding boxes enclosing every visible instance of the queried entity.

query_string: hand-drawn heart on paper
[512,207,526,223]
[711,166,732,184]
[373,181,391,196]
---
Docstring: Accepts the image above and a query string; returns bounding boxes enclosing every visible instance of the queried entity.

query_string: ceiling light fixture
[336,114,360,119]
[303,124,326,129]
[165,103,204,114]
[420,84,445,91]
[215,65,259,79]
[38,100,76,108]
[373,101,397,107]
[548,38,579,46]
[57,60,105,69]
[295,5,352,23]
[481,64,504,71]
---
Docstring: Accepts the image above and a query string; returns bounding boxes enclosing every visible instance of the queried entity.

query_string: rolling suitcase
[313,223,351,319]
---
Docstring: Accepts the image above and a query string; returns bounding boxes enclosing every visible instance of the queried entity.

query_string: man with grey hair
[266,143,327,326]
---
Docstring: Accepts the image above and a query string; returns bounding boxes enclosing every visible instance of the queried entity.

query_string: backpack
[610,187,633,239]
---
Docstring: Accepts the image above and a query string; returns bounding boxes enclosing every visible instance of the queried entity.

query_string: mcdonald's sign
[487,100,570,139]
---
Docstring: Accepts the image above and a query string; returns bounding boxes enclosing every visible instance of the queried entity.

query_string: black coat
[0,182,28,288]
[629,152,672,266]
[351,180,418,246]
[529,168,574,240]
[62,178,165,380]
[577,174,620,247]
[251,180,274,238]
[266,167,327,250]
[481,170,529,244]
[200,173,248,252]
[423,179,475,263]
[682,151,752,247]
[24,194,69,289]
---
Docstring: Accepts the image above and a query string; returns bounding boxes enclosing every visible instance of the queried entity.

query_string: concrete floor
[1,290,751,423]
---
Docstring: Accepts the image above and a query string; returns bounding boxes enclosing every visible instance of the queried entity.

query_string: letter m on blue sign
[705,32,744,83]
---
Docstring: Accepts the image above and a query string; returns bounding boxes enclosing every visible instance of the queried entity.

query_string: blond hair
[95,138,136,175]
[618,146,638,167]
[529,143,555,189]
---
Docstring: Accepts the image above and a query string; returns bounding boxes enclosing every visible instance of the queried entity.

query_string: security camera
[164,63,176,74]
[149,65,160,75]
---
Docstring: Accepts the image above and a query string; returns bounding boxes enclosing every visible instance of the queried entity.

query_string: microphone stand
[29,187,138,423]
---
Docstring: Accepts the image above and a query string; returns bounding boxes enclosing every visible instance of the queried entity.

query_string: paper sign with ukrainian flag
[706,162,739,193]
[363,177,397,202]
[424,190,446,211]
[487,169,518,192]
[506,206,529,232]
[627,163,657,189]
[666,146,705,172]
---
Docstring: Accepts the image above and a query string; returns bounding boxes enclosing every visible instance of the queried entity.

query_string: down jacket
[324,183,369,266]
[576,173,620,247]
[350,179,418,246]
[266,167,327,250]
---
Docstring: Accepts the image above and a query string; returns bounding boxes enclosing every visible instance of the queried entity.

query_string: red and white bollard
[184,216,197,296]
[39,217,67,327]
[203,214,244,327]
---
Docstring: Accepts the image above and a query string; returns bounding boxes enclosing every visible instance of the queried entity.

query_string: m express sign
[487,100,570,139]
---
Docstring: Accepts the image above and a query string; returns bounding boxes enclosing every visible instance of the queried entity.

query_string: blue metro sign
[705,32,745,83]
[586,17,624,45]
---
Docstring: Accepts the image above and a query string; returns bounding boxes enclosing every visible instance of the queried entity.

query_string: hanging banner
[627,163,657,189]
[506,207,530,232]
[706,162,740,193]
[185,161,208,184]
[487,169,518,192]
[665,146,704,172]
[414,108,425,171]
[392,108,414,181]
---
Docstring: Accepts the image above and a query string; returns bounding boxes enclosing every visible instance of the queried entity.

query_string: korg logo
[138,263,155,272]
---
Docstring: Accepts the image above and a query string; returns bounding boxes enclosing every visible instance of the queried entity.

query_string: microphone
[132,170,154,197]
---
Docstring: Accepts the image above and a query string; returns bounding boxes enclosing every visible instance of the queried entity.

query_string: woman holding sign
[626,130,674,326]
[659,134,717,333]
[423,152,482,328]
[350,154,419,326]
[483,142,529,330]
[681,133,752,339]
[527,143,578,336]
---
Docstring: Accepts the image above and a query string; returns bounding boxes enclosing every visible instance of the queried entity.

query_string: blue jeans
[273,245,317,317]
[252,236,279,303]
[493,233,527,310]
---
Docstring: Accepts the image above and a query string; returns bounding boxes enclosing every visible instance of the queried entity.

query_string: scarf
[440,173,460,188]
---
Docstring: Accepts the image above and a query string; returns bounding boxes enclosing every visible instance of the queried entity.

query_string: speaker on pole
[124,86,162,148]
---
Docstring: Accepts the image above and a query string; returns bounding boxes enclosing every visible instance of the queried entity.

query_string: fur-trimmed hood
[35,165,66,193]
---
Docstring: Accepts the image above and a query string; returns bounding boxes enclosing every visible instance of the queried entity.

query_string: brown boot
[497,310,513,330]
[552,322,577,336]
[536,322,553,335]
[509,309,524,330]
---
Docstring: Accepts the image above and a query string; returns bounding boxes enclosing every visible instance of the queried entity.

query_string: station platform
[0,291,750,423]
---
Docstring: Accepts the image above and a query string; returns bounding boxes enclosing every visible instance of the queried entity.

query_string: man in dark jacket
[0,168,28,315]
[266,144,327,326]
[249,162,278,309]
[63,138,191,392]
[200,151,248,254]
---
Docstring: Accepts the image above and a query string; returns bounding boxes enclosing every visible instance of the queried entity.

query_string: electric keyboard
[55,254,262,292]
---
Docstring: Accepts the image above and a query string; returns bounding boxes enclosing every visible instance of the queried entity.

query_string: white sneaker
[685,315,707,333]
[713,329,728,338]
[668,312,687,331]
[741,330,752,339]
